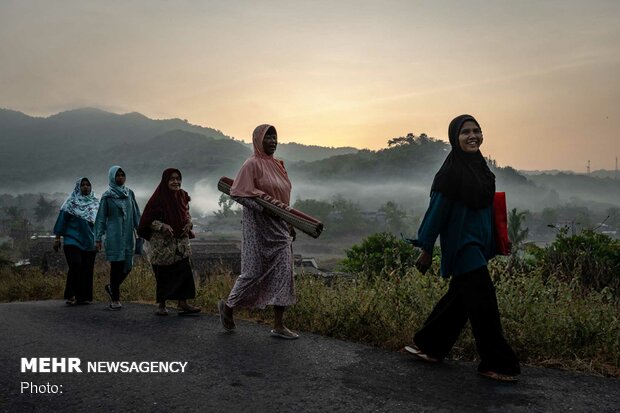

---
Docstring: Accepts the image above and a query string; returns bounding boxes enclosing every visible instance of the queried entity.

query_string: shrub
[340,232,419,279]
[533,229,620,295]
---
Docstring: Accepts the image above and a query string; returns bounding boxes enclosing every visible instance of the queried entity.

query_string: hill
[1,107,619,214]
[288,136,553,212]
[0,108,355,192]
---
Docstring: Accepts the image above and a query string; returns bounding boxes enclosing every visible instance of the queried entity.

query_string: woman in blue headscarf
[94,166,141,310]
[53,177,99,305]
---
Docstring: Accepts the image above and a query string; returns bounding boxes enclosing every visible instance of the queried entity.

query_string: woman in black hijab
[406,114,520,382]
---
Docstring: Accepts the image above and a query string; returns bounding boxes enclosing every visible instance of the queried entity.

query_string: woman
[218,124,298,339]
[94,166,141,310]
[53,177,99,305]
[138,168,200,316]
[407,114,520,382]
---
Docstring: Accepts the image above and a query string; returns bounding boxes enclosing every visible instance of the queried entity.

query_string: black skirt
[152,257,196,303]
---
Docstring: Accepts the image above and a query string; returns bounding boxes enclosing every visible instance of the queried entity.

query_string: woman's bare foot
[270,326,299,339]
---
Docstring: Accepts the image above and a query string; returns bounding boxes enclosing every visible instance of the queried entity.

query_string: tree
[541,207,558,226]
[379,201,407,235]
[330,196,368,235]
[3,206,24,222]
[508,208,529,251]
[214,194,239,219]
[34,195,56,223]
[293,199,332,222]
[388,133,416,147]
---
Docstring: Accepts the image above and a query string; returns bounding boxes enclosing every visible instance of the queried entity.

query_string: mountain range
[1,107,619,214]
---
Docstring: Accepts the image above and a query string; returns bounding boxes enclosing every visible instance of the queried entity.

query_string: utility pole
[587,160,590,175]
[616,156,618,180]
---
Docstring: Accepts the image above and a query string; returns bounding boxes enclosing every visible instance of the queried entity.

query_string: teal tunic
[94,190,141,268]
[53,210,96,251]
[414,191,496,277]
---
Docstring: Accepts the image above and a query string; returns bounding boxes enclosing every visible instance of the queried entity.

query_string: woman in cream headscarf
[218,124,298,339]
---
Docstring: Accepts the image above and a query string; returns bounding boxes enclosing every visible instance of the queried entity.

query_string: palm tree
[508,208,529,251]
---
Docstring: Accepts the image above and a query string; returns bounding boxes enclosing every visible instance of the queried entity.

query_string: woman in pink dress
[218,124,298,339]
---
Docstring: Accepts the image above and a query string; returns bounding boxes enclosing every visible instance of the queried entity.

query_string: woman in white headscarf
[53,177,99,305]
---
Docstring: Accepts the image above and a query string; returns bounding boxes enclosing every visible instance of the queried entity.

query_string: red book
[493,192,511,255]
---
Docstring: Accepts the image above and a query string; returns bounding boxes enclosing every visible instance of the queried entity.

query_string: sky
[1,0,619,172]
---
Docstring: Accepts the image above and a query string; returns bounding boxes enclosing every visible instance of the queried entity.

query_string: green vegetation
[292,198,418,239]
[1,234,618,378]
[508,208,529,252]
[340,232,419,279]
[529,229,620,295]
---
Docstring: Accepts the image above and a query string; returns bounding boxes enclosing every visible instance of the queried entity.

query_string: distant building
[190,240,241,280]
[26,235,106,273]
[28,236,66,272]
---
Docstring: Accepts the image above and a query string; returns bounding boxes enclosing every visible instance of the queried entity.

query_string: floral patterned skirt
[227,208,295,309]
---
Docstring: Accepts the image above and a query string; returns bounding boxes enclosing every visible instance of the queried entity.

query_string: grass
[1,257,618,377]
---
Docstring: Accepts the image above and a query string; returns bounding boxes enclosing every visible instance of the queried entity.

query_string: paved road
[0,301,618,412]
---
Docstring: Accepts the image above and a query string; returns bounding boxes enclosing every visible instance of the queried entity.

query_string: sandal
[270,329,300,340]
[155,307,169,316]
[404,345,439,363]
[178,306,201,315]
[478,371,518,382]
[217,299,236,331]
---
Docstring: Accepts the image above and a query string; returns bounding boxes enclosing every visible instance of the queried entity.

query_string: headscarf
[430,114,495,209]
[59,177,99,223]
[230,124,292,205]
[102,165,129,199]
[138,168,193,240]
[101,165,140,224]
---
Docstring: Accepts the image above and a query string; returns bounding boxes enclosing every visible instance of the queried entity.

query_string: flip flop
[478,371,518,382]
[404,345,439,363]
[270,329,300,340]
[177,307,201,315]
[155,308,169,316]
[218,300,236,331]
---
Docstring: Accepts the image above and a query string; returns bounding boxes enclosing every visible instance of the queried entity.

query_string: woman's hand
[415,250,432,274]
[182,222,193,236]
[53,238,61,252]
[161,223,174,237]
[289,225,297,242]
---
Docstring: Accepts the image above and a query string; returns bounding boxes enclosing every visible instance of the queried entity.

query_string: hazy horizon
[1,1,619,172]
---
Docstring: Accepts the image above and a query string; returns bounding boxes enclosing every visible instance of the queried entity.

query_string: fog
[290,179,431,211]
[2,172,620,219]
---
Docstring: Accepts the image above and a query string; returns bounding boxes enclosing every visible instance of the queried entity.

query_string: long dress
[226,197,295,309]
[147,220,195,303]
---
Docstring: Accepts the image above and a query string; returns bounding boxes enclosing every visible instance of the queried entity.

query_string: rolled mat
[217,176,324,239]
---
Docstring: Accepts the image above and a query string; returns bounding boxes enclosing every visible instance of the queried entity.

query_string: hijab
[101,165,139,223]
[230,124,292,205]
[102,166,129,199]
[430,114,495,209]
[138,168,192,240]
[59,177,99,223]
